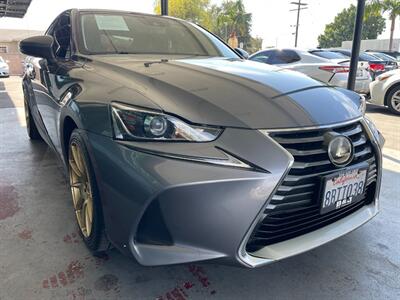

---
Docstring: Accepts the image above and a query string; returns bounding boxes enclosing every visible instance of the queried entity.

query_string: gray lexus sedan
[20,9,383,268]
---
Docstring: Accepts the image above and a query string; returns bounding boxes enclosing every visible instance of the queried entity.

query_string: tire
[23,93,42,140]
[387,86,400,115]
[68,129,111,255]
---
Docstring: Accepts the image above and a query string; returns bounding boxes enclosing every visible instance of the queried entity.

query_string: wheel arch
[384,82,400,106]
[61,114,79,161]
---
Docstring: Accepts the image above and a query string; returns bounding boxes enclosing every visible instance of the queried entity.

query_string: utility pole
[161,0,168,16]
[347,0,365,91]
[290,1,308,47]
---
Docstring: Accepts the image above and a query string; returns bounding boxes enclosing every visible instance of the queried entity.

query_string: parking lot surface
[0,76,399,300]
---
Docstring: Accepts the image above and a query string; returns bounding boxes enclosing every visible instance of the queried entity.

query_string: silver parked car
[249,48,371,94]
[20,9,383,268]
[0,56,9,77]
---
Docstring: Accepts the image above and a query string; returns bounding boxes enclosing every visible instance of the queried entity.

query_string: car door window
[269,50,301,64]
[250,50,273,63]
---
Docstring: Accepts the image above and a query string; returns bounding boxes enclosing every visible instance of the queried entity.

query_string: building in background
[341,38,400,52]
[0,29,43,75]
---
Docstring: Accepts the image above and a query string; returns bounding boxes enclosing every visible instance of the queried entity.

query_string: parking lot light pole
[161,0,168,16]
[347,0,365,91]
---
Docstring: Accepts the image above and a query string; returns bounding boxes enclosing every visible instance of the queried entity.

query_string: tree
[247,36,263,53]
[154,0,212,29]
[318,4,386,48]
[153,0,262,53]
[375,0,400,50]
[209,0,253,50]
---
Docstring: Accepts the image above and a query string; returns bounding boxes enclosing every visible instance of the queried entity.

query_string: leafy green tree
[318,4,386,48]
[209,1,253,50]
[373,0,400,50]
[153,0,262,52]
[247,36,263,53]
[154,0,212,29]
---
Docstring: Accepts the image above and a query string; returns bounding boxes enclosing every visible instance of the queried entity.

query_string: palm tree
[373,0,400,51]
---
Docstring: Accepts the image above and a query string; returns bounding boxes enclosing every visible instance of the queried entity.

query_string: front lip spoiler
[239,203,379,268]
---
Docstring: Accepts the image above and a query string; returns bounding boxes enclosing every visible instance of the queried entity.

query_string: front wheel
[68,129,111,255]
[387,87,400,115]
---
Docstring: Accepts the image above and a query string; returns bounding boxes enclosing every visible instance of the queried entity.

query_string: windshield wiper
[144,59,169,67]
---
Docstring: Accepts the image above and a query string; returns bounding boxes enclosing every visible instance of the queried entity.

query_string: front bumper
[85,128,290,267]
[369,79,386,106]
[84,120,381,268]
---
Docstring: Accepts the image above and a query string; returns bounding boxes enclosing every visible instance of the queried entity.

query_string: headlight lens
[111,102,222,142]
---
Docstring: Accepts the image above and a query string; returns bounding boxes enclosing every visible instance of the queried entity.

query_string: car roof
[250,48,308,57]
[366,49,400,54]
[72,8,171,19]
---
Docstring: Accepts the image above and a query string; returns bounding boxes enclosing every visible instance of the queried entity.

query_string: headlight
[111,102,222,142]
[364,116,385,148]
[358,94,366,115]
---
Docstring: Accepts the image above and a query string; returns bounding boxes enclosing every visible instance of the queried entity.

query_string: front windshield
[0,57,4,63]
[78,12,238,58]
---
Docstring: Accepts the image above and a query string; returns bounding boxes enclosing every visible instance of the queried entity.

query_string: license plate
[320,167,368,215]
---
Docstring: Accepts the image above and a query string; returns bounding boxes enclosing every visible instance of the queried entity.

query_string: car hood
[84,56,361,129]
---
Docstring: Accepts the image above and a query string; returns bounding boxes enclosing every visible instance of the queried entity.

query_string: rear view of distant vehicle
[310,49,371,94]
[331,49,397,79]
[249,48,371,94]
[367,51,400,67]
[0,57,9,77]
[370,70,400,115]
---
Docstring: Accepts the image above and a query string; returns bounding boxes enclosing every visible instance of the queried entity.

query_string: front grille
[246,121,378,252]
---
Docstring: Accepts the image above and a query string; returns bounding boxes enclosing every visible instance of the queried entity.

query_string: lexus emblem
[325,134,354,167]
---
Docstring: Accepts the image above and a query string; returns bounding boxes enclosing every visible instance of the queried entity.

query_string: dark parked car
[20,9,383,268]
[366,49,400,61]
[367,51,400,66]
[330,49,397,79]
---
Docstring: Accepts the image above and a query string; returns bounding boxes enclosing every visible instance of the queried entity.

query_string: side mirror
[235,48,249,59]
[19,35,55,62]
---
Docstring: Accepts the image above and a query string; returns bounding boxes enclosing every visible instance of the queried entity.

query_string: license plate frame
[320,164,368,215]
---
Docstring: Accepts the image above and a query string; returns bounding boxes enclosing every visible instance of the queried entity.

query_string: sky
[0,0,398,49]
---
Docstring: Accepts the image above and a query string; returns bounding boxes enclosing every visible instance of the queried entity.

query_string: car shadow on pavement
[0,80,15,109]
[366,104,399,117]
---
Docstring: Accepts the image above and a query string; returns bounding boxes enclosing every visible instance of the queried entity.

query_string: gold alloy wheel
[69,142,94,237]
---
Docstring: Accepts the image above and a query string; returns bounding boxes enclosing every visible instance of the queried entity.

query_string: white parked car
[249,48,371,94]
[0,56,9,77]
[370,69,400,115]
